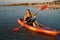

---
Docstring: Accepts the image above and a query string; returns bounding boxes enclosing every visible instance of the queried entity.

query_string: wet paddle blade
[41,5,47,10]
[13,27,20,32]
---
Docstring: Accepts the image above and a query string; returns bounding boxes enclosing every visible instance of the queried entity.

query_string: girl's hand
[33,15,37,18]
[22,21,27,26]
[34,13,38,16]
[32,13,38,18]
[24,21,27,23]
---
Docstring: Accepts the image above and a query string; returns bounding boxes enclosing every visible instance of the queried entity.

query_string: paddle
[13,26,22,32]
[41,5,47,10]
[33,5,48,18]
[13,5,48,32]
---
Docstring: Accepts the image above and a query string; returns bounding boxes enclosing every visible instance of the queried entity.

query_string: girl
[23,9,39,27]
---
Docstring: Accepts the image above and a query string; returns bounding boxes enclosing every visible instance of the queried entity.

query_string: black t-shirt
[26,17,35,26]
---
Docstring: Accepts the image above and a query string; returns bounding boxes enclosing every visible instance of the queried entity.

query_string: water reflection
[25,29,57,40]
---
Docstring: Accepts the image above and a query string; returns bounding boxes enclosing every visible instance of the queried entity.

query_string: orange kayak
[18,18,59,36]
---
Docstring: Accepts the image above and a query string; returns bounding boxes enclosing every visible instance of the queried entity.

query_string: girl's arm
[32,13,38,18]
[24,16,26,21]
[23,16,27,23]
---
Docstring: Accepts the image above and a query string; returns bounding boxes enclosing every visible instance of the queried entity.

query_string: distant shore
[0,1,60,8]
[29,4,60,8]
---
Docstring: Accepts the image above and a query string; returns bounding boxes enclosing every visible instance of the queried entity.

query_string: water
[0,6,60,40]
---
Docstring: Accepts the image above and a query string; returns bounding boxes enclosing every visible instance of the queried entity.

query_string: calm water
[0,6,60,40]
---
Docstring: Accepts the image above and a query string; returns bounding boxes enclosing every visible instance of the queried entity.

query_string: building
[46,1,60,5]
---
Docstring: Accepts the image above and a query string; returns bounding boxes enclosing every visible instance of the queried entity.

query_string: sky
[0,0,59,5]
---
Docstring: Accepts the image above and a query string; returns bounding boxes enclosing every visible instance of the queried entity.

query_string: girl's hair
[26,9,32,16]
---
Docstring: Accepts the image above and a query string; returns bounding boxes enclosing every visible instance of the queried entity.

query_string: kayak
[18,18,59,36]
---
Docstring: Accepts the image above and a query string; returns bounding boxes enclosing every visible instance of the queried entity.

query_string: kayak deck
[18,18,59,36]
